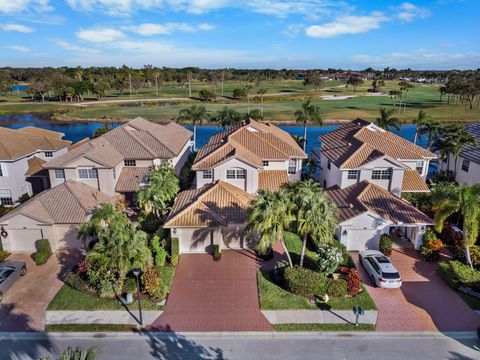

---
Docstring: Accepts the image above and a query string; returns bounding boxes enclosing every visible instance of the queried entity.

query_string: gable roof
[258,170,289,190]
[326,180,433,225]
[320,119,436,169]
[164,181,255,228]
[459,123,480,164]
[43,118,192,169]
[402,170,430,192]
[193,119,306,170]
[115,167,150,192]
[25,156,47,177]
[0,127,71,161]
[0,180,116,225]
[16,126,64,139]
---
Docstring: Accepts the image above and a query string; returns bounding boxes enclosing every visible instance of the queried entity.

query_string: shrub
[32,239,52,265]
[316,244,343,275]
[232,87,248,100]
[170,237,179,266]
[65,271,89,292]
[283,266,328,298]
[0,205,12,217]
[327,279,348,297]
[213,244,221,261]
[199,89,216,101]
[0,250,8,262]
[141,266,164,301]
[18,193,31,204]
[437,260,480,289]
[123,277,137,294]
[422,229,437,244]
[440,224,464,247]
[425,239,443,252]
[420,246,440,261]
[150,236,167,268]
[469,245,480,269]
[345,268,361,296]
[331,241,354,268]
[139,213,161,234]
[379,234,393,256]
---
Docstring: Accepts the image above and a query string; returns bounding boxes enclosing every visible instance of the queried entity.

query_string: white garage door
[347,229,380,251]
[179,229,213,253]
[8,229,43,252]
[221,226,244,250]
[54,225,82,249]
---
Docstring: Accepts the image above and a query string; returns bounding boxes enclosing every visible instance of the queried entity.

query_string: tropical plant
[246,189,295,267]
[92,124,112,138]
[212,106,241,129]
[379,234,393,256]
[376,107,400,131]
[177,105,207,151]
[294,98,322,151]
[77,203,126,244]
[431,183,480,268]
[417,117,441,150]
[198,89,216,101]
[150,235,167,267]
[412,110,427,145]
[397,81,414,114]
[257,88,267,116]
[439,124,477,173]
[135,164,180,219]
[316,244,343,275]
[246,108,263,121]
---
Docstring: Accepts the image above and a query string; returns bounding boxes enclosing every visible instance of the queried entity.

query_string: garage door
[221,226,244,250]
[347,229,380,251]
[54,225,82,250]
[179,229,213,253]
[8,229,43,252]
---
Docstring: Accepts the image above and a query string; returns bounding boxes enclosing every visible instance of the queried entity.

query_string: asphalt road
[1,332,479,360]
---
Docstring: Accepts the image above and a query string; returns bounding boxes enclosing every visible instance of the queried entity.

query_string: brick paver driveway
[151,250,274,332]
[0,249,82,331]
[353,248,480,332]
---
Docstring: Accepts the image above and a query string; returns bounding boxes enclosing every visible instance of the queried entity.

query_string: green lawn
[457,291,480,310]
[284,231,317,269]
[274,323,375,332]
[45,324,138,332]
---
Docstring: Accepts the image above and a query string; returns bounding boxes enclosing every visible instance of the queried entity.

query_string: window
[262,160,269,167]
[416,161,423,174]
[327,159,331,170]
[226,169,246,179]
[54,169,65,179]
[347,170,359,180]
[78,168,98,179]
[288,159,297,175]
[462,159,470,172]
[236,169,246,179]
[202,170,212,179]
[372,169,391,180]
[113,167,116,179]
[0,164,3,177]
[44,151,53,158]
[124,160,136,167]
[226,169,236,179]
[0,189,13,206]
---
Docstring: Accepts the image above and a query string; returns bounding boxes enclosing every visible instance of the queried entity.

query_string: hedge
[32,239,52,265]
[437,260,480,290]
[170,237,179,266]
[283,266,329,298]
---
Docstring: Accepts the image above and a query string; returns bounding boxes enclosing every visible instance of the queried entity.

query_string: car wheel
[20,267,27,276]
[370,275,377,287]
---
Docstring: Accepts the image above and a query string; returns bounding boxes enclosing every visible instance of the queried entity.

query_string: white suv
[359,250,402,289]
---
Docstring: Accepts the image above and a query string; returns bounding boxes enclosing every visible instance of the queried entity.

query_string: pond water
[9,85,28,91]
[0,113,426,155]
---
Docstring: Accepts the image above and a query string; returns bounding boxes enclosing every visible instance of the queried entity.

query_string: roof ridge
[64,181,89,214]
[193,142,234,169]
[245,127,291,158]
[341,142,377,168]
[119,127,157,158]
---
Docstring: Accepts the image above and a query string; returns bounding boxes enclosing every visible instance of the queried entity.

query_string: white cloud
[305,12,387,38]
[5,45,31,52]
[128,22,215,36]
[395,2,430,22]
[0,23,35,33]
[76,28,125,43]
[0,0,52,14]
[56,40,102,54]
[282,23,305,37]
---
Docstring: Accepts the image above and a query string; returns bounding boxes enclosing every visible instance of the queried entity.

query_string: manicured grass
[257,271,316,310]
[457,291,480,310]
[45,324,138,332]
[319,285,376,311]
[284,231,317,268]
[159,266,175,292]
[47,284,161,311]
[274,323,375,332]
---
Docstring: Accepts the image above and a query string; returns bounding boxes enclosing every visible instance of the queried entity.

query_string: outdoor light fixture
[352,306,365,327]
[132,268,143,327]
[0,226,7,238]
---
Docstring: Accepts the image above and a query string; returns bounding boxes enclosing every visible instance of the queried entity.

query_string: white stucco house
[0,126,70,205]
[164,119,307,254]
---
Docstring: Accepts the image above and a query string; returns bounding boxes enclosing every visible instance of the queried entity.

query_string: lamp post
[132,268,143,327]
[352,306,364,327]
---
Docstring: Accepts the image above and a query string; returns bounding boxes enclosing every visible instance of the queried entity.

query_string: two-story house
[43,117,192,201]
[0,126,71,205]
[164,119,307,254]
[313,119,435,251]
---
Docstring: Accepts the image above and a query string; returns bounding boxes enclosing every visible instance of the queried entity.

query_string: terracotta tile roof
[320,119,437,169]
[258,170,288,190]
[326,180,433,225]
[115,167,150,192]
[0,127,71,161]
[402,170,430,192]
[0,180,116,225]
[25,156,47,176]
[165,181,254,228]
[193,119,306,170]
[44,118,191,168]
[17,126,64,139]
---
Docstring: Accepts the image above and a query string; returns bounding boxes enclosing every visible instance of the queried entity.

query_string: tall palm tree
[432,183,480,268]
[413,110,427,145]
[443,124,477,173]
[77,203,126,244]
[257,88,267,116]
[294,98,322,152]
[246,189,295,267]
[186,70,193,97]
[177,105,207,151]
[212,107,241,129]
[418,117,441,150]
[376,107,400,131]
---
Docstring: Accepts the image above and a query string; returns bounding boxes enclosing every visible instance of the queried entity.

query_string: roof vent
[348,203,354,208]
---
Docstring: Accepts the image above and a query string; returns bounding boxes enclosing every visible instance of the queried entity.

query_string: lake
[0,113,425,155]
[9,85,28,91]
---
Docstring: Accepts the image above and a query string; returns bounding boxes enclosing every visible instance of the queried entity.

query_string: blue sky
[0,0,479,69]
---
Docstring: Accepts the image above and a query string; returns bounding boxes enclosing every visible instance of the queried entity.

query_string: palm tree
[245,85,253,113]
[246,189,295,267]
[285,180,338,267]
[136,164,180,218]
[177,105,207,151]
[432,183,480,268]
[77,203,126,244]
[257,88,267,117]
[186,70,193,97]
[294,98,322,151]
[438,124,477,173]
[212,107,241,129]
[418,117,441,150]
[376,107,400,131]
[92,124,112,139]
[389,89,401,110]
[412,110,427,145]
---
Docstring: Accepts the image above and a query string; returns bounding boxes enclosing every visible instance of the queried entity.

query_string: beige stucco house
[165,119,307,253]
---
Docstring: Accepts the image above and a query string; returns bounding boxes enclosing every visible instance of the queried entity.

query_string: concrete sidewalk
[46,310,162,326]
[261,310,378,325]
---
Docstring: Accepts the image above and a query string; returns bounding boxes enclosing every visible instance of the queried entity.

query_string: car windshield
[375,256,390,264]
[382,272,400,279]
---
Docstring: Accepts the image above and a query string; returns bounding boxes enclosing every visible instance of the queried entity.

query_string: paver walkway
[151,250,274,332]
[0,249,82,331]
[352,247,480,332]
